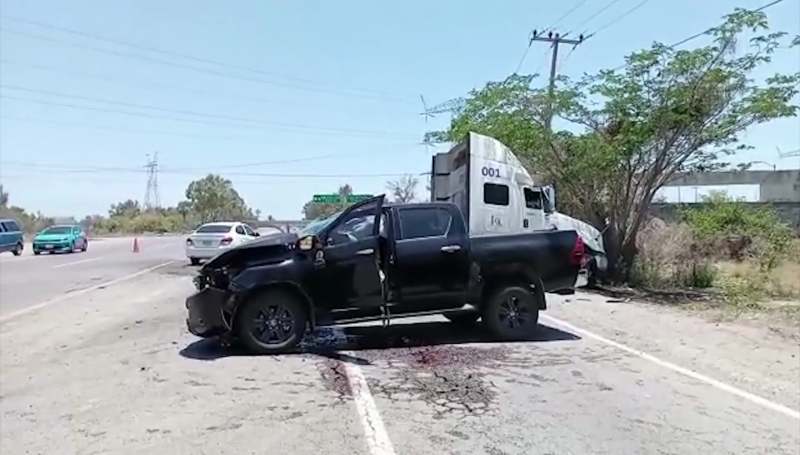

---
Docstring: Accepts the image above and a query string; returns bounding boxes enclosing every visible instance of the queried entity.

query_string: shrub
[682,191,793,271]
[631,219,717,289]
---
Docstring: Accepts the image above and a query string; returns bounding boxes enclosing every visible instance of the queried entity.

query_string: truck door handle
[441,245,461,253]
[356,248,374,256]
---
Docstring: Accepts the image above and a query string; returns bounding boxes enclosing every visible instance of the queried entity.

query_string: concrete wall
[649,202,800,234]
[664,170,800,202]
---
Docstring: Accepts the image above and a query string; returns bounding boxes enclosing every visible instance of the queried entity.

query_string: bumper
[185,286,229,337]
[186,245,233,259]
[33,242,71,253]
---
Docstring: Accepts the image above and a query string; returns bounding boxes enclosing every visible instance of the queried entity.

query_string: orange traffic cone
[132,237,140,253]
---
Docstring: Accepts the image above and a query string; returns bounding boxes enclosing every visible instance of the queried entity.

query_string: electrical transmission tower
[143,152,160,210]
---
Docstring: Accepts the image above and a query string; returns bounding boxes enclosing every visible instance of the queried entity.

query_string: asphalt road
[0,238,797,455]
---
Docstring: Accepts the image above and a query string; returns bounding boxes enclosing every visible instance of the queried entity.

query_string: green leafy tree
[184,174,254,224]
[108,199,142,218]
[427,8,799,280]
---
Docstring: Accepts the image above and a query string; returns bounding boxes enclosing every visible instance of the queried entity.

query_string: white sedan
[185,222,260,265]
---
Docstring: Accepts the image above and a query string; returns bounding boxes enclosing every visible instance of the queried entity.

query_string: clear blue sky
[1,0,798,218]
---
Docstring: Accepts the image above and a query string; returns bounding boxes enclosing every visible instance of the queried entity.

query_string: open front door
[318,195,385,309]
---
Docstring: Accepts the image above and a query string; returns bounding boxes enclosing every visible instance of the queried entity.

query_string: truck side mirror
[297,235,316,251]
[542,186,556,214]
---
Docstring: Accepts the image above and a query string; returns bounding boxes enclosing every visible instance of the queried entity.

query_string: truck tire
[443,311,480,325]
[481,285,540,340]
[190,258,201,266]
[234,289,308,355]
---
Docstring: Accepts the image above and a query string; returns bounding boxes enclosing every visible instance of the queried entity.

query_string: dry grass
[717,260,800,299]
[631,220,799,322]
[632,219,716,290]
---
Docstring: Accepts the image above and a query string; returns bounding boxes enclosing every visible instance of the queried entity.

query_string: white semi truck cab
[430,132,607,281]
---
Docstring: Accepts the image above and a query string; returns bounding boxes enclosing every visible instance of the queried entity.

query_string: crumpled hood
[202,231,298,270]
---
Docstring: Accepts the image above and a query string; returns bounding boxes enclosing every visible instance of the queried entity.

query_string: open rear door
[318,195,386,309]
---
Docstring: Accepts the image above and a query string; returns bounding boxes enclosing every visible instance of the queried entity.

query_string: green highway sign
[312,194,372,204]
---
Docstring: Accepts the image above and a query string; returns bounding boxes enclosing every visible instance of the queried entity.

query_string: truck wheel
[481,285,540,340]
[235,289,308,354]
[12,243,23,256]
[189,258,201,266]
[443,311,480,325]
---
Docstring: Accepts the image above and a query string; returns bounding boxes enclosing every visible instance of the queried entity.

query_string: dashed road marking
[52,257,102,269]
[540,314,800,420]
[0,260,176,324]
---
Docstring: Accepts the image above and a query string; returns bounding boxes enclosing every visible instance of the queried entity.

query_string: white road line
[0,260,176,324]
[344,361,397,455]
[540,314,800,420]
[52,257,102,268]
[331,328,396,455]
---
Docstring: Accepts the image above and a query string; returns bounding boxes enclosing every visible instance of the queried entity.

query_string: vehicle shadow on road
[179,321,580,362]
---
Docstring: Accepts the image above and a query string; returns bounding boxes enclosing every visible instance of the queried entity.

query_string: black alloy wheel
[482,285,540,340]
[235,289,307,354]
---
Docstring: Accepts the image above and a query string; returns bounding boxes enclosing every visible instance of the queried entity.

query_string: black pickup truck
[186,195,584,354]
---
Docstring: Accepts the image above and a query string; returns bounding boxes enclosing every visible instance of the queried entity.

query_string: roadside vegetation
[633,192,798,314]
[424,8,799,316]
[0,175,260,236]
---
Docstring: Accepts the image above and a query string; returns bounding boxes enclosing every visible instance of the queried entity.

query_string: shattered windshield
[299,211,341,237]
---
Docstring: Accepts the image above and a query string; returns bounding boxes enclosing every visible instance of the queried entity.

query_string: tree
[426,8,799,280]
[0,184,8,207]
[108,199,141,218]
[386,174,418,203]
[184,174,254,224]
[301,184,353,220]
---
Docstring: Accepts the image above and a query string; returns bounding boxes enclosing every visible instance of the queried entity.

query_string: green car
[33,225,89,255]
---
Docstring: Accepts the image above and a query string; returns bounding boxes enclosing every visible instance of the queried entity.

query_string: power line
[514,43,533,74]
[0,161,427,178]
[0,59,417,115]
[0,27,411,104]
[0,14,412,101]
[587,0,655,38]
[609,0,787,72]
[0,84,414,137]
[670,0,786,48]
[0,93,418,139]
[570,0,626,32]
[0,115,417,145]
[544,0,593,33]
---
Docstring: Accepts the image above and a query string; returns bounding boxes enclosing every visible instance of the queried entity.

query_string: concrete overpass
[663,169,800,202]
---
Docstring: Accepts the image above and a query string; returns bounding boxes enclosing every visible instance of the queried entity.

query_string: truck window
[398,208,452,240]
[524,188,543,210]
[484,183,509,206]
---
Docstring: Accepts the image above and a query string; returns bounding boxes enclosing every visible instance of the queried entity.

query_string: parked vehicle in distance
[186,222,260,266]
[32,225,88,255]
[186,195,584,354]
[0,219,25,256]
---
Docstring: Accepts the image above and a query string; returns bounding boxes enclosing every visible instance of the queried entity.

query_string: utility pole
[529,30,585,133]
[143,151,160,210]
